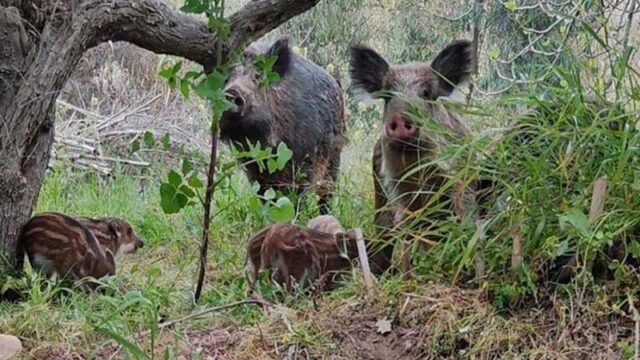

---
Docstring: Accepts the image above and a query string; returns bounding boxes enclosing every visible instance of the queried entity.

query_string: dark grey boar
[221,38,346,213]
[349,40,477,274]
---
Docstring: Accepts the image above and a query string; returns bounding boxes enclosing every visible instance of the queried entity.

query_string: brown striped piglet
[16,212,143,290]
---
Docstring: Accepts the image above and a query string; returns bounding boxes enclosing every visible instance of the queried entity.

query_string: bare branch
[434,6,473,21]
[77,0,321,69]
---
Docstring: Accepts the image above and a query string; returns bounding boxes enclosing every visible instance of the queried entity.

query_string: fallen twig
[354,228,373,293]
[104,298,271,359]
[589,176,608,222]
[511,223,524,274]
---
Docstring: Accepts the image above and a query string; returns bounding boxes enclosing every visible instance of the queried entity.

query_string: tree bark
[0,0,321,273]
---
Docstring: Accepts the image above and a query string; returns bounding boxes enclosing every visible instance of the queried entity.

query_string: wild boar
[349,40,478,274]
[246,220,392,292]
[16,212,143,289]
[246,222,355,291]
[221,38,346,214]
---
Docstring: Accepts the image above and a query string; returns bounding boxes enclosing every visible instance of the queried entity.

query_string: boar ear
[268,38,292,77]
[431,40,473,94]
[349,46,389,95]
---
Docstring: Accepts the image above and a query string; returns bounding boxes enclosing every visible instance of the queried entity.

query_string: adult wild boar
[349,40,478,274]
[221,38,346,213]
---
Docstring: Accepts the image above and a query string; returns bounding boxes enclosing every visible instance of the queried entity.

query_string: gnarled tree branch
[81,0,321,69]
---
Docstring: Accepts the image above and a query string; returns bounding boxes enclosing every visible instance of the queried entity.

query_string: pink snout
[385,116,417,141]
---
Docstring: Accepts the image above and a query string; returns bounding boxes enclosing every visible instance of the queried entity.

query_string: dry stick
[157,299,271,331]
[466,0,484,104]
[588,176,609,223]
[510,224,524,274]
[628,293,640,360]
[473,219,486,281]
[194,0,225,303]
[354,228,373,293]
[560,176,609,280]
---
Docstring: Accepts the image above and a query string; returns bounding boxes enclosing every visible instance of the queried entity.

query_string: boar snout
[385,115,417,141]
[224,88,246,115]
[136,238,144,249]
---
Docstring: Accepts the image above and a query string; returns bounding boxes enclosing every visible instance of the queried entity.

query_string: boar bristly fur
[221,38,346,214]
[246,221,392,293]
[349,40,478,274]
[15,212,143,290]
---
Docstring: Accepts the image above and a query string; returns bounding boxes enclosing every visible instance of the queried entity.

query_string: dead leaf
[376,318,392,335]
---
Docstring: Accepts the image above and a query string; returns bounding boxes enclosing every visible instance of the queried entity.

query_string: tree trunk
[0,0,321,274]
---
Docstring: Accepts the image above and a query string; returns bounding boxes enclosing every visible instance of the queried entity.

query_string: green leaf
[266,159,278,174]
[556,239,569,256]
[559,208,591,238]
[179,185,196,198]
[168,170,182,187]
[180,80,190,98]
[159,183,175,200]
[267,197,295,222]
[255,54,282,88]
[488,47,500,61]
[180,0,209,14]
[160,183,180,214]
[184,71,201,80]
[504,0,517,11]
[222,161,236,172]
[159,61,182,90]
[248,196,261,214]
[188,175,204,189]
[208,18,231,38]
[161,133,171,151]
[182,159,193,176]
[194,72,226,100]
[144,131,155,148]
[95,326,149,360]
[263,188,276,200]
[148,266,162,279]
[629,242,640,259]
[160,183,189,214]
[176,193,188,209]
[276,142,293,170]
[581,21,608,49]
[131,139,140,153]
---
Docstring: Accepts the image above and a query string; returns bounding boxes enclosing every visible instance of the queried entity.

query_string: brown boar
[221,38,347,214]
[15,212,143,290]
[349,40,478,274]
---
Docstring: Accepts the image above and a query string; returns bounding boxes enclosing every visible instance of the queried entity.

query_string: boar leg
[314,150,339,215]
[372,141,397,274]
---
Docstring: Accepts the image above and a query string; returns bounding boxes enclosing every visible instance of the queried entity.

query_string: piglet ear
[431,40,474,94]
[108,221,121,238]
[268,38,292,77]
[349,46,390,95]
